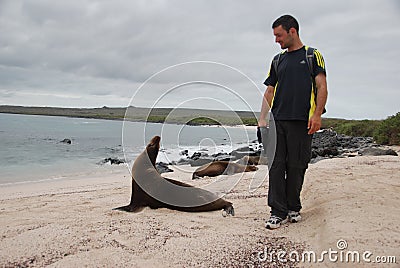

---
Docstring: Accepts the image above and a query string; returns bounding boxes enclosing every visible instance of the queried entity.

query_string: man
[259,15,328,229]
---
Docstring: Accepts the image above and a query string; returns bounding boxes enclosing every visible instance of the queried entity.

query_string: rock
[60,138,72,144]
[311,129,376,158]
[156,162,174,173]
[176,152,236,167]
[99,157,125,165]
[359,148,398,156]
[310,156,329,164]
[189,152,209,160]
[313,147,339,157]
[175,158,191,165]
[230,146,258,160]
[311,129,339,158]
[171,128,396,167]
[179,150,189,156]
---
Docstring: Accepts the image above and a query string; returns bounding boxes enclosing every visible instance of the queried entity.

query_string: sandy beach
[1,151,399,267]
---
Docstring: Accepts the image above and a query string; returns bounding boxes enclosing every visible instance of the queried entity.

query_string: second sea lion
[192,161,258,179]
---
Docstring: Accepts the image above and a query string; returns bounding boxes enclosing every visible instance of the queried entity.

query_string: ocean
[0,113,257,185]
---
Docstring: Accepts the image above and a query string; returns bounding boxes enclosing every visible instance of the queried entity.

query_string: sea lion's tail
[113,204,145,213]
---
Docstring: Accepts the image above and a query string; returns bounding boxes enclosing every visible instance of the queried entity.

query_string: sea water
[0,113,257,185]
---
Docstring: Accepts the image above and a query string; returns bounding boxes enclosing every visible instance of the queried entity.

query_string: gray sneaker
[288,211,301,223]
[265,215,288,229]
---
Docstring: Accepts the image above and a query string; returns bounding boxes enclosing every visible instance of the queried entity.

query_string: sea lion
[115,136,234,216]
[192,161,258,179]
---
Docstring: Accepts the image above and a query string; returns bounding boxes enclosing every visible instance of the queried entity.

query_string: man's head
[272,15,300,50]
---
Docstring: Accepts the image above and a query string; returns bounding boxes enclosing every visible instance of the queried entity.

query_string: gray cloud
[0,0,399,119]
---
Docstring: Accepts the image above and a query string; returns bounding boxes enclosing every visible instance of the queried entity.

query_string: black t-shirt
[264,46,326,121]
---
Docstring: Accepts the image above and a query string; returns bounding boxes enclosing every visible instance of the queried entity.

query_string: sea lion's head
[146,136,161,166]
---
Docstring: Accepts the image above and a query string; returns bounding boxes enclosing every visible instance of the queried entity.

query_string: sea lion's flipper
[222,204,235,217]
[113,204,145,213]
[192,174,202,180]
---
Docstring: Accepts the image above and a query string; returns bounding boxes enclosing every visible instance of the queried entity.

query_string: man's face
[273,25,294,49]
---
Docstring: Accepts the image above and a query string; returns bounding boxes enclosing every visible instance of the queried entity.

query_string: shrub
[334,120,380,137]
[186,117,221,126]
[373,112,400,145]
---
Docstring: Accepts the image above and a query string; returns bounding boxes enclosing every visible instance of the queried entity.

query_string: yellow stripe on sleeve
[314,50,325,69]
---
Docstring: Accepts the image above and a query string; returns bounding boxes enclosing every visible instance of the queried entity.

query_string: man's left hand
[308,114,322,134]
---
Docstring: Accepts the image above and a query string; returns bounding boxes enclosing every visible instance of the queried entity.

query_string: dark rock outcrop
[173,129,398,167]
[310,129,400,161]
[99,157,125,165]
[230,146,258,159]
[156,162,174,173]
[60,138,72,144]
[359,147,398,156]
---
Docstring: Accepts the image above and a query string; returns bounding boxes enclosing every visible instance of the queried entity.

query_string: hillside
[0,105,258,126]
[1,105,399,145]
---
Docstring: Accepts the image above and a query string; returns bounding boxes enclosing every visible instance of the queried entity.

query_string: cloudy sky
[0,0,399,120]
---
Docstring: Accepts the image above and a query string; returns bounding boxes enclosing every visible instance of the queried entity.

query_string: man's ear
[289,27,297,35]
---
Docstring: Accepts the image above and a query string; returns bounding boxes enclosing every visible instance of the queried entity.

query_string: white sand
[0,152,399,267]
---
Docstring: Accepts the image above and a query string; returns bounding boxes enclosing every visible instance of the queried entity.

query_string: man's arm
[258,85,275,127]
[307,72,328,134]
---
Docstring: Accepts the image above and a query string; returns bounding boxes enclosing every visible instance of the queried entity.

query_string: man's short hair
[272,14,299,34]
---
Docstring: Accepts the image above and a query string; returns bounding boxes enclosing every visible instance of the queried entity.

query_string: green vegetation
[373,112,400,145]
[0,105,399,145]
[145,115,166,123]
[322,118,380,137]
[322,113,400,145]
[186,117,221,126]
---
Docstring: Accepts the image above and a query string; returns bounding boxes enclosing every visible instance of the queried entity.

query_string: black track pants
[267,120,312,219]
